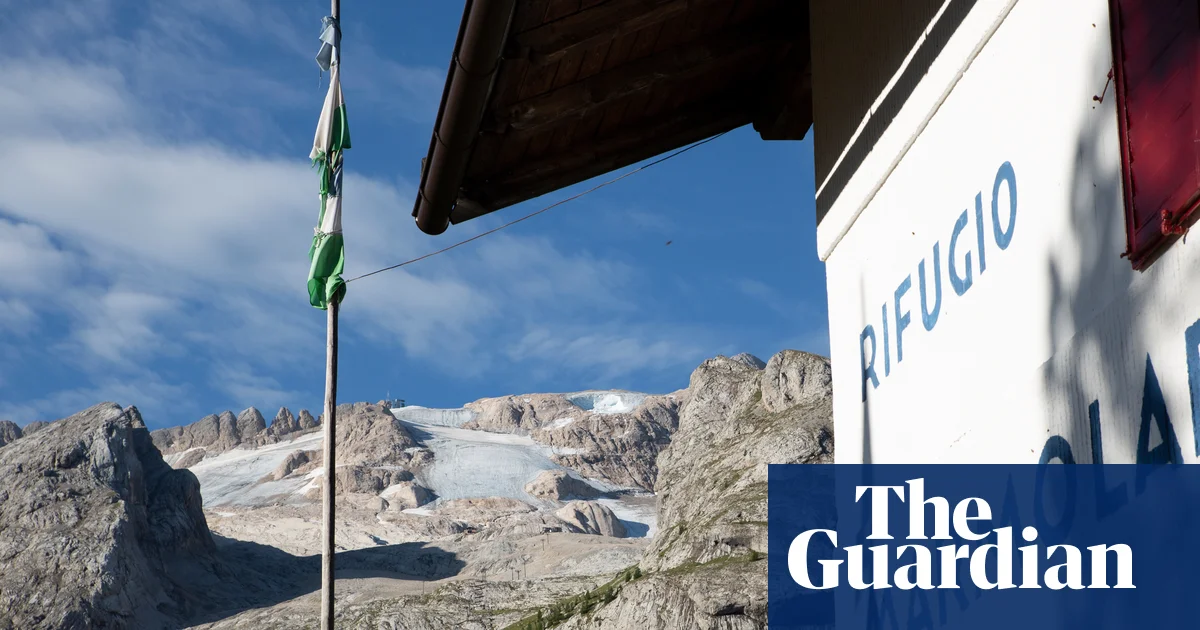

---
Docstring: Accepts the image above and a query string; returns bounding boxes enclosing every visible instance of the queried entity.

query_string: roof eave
[412,0,517,236]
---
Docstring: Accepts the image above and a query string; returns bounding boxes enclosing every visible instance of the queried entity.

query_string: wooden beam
[463,93,752,215]
[752,4,811,141]
[512,0,730,67]
[754,49,813,141]
[491,20,784,133]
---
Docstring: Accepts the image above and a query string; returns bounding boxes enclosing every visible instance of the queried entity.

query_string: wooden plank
[489,57,531,111]
[651,9,684,55]
[512,0,553,31]
[605,86,652,132]
[493,132,534,172]
[548,116,584,155]
[517,57,566,101]
[493,20,783,132]
[544,0,583,22]
[576,35,615,82]
[524,127,557,160]
[465,132,504,178]
[624,20,664,65]
[549,43,586,90]
[595,97,634,137]
[517,0,730,67]
[598,28,641,74]
[477,91,753,208]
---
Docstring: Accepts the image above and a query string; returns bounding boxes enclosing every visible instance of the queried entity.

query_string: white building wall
[821,0,1200,464]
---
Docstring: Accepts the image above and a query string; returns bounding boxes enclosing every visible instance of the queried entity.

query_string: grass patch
[661,552,757,577]
[502,565,643,630]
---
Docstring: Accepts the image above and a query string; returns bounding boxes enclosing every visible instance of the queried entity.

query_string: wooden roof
[413,0,813,235]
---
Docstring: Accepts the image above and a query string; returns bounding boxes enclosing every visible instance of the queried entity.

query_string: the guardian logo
[787,478,1135,591]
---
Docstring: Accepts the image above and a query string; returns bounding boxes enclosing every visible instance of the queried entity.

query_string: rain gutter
[412,0,518,235]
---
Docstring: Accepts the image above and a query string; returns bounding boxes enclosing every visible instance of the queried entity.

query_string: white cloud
[67,289,181,364]
[0,374,191,425]
[507,325,712,383]
[0,300,37,336]
[210,362,305,412]
[0,49,690,420]
[0,217,78,294]
[0,2,752,423]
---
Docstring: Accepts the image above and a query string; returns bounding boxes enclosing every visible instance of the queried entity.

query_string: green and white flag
[308,58,351,310]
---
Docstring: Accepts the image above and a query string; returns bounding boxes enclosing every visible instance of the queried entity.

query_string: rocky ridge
[150,405,322,463]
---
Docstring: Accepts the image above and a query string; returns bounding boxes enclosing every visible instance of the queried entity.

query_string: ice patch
[596,495,657,538]
[297,468,323,495]
[565,391,647,414]
[391,406,477,427]
[547,417,576,430]
[163,447,207,468]
[398,419,561,504]
[186,431,324,508]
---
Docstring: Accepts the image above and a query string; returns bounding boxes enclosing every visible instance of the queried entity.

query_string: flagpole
[321,2,340,629]
[321,299,338,629]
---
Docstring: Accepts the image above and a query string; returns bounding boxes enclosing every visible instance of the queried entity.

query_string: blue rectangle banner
[767,464,1200,629]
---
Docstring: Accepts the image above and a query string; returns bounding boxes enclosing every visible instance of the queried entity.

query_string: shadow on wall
[180,535,466,626]
[1041,37,1189,466]
[860,278,873,465]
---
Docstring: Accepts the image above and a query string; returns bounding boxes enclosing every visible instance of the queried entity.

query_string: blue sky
[0,0,826,429]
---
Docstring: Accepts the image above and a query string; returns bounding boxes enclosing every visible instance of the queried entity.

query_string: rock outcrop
[150,410,243,455]
[463,391,684,491]
[335,402,422,466]
[235,407,267,438]
[20,420,51,437]
[524,469,601,501]
[267,407,299,437]
[730,352,767,370]
[297,409,318,430]
[463,394,583,434]
[262,450,318,483]
[246,403,434,503]
[555,501,627,538]
[174,448,207,469]
[760,349,832,413]
[334,465,416,496]
[378,481,434,510]
[0,403,216,628]
[0,420,20,447]
[555,350,834,629]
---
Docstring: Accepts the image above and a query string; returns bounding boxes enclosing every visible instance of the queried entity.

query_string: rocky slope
[0,349,831,629]
[523,350,834,630]
[0,403,216,628]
